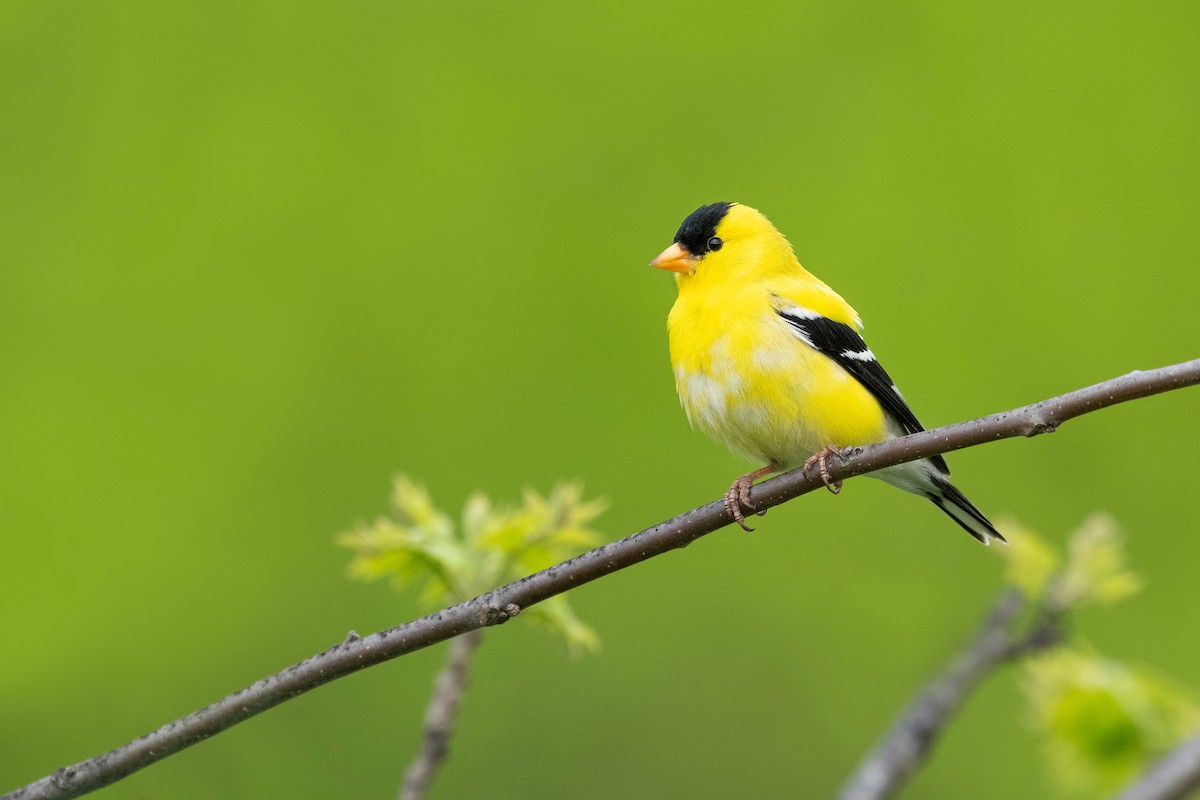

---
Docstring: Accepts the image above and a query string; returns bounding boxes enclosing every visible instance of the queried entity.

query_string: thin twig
[400,629,484,800]
[1112,730,1200,800]
[3,359,1198,800]
[837,590,1064,800]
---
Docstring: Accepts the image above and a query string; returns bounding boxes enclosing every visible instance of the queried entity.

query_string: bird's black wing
[777,308,950,475]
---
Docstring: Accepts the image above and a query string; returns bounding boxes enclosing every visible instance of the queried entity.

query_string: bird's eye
[707,237,724,252]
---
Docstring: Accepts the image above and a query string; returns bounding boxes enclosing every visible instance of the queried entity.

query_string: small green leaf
[461,493,492,544]
[390,477,453,536]
[526,596,602,658]
[996,517,1060,600]
[336,514,471,604]
[1057,513,1141,608]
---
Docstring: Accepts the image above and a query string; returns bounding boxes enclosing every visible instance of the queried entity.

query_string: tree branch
[400,629,484,800]
[837,589,1064,800]
[4,358,1198,800]
[1112,730,1200,800]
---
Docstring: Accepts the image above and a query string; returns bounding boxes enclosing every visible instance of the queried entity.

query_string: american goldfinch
[652,202,1004,544]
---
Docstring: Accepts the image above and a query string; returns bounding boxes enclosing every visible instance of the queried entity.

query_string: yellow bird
[652,202,1003,544]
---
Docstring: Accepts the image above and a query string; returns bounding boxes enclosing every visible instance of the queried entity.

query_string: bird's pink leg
[723,461,780,532]
[803,445,845,494]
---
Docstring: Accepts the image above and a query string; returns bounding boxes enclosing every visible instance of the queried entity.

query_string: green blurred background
[3,2,1198,797]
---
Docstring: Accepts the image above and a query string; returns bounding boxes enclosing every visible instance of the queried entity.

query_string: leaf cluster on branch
[338,477,604,656]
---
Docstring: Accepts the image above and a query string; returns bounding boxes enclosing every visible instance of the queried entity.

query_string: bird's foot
[723,476,758,532]
[722,462,779,532]
[803,445,845,494]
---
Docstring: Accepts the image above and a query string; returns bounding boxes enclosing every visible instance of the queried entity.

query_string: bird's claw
[804,445,845,495]
[722,461,779,532]
[723,476,757,532]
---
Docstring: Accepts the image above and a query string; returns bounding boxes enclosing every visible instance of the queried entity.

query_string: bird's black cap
[674,202,735,256]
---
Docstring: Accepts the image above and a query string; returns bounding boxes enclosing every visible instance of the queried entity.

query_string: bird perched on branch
[652,201,1003,544]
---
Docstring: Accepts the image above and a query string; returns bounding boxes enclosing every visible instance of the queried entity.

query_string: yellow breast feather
[669,272,887,467]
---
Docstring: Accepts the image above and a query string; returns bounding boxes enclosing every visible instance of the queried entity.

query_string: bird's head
[651,202,797,285]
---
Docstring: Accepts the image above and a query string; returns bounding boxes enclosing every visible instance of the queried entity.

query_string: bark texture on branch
[4,359,1198,800]
[400,629,483,800]
[837,591,1063,800]
[1113,731,1200,800]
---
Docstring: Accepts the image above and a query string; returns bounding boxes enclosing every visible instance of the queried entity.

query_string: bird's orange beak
[650,242,695,273]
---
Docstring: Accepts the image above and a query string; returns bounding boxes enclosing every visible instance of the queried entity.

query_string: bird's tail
[873,460,1006,545]
[925,473,1006,546]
